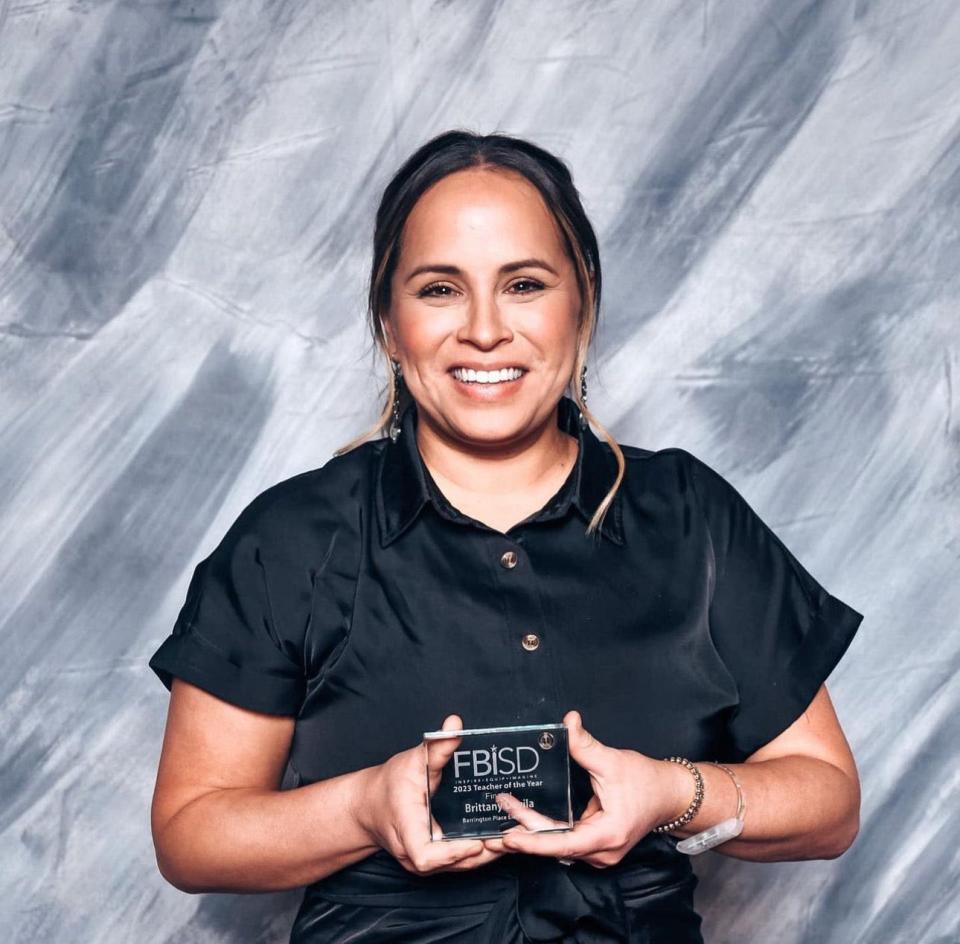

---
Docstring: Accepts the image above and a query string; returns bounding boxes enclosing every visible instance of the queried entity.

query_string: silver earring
[389,359,402,442]
[579,364,588,430]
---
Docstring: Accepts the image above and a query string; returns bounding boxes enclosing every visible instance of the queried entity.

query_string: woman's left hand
[482,710,681,869]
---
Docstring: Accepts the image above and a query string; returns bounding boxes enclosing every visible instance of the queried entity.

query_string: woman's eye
[418,282,455,297]
[510,279,545,294]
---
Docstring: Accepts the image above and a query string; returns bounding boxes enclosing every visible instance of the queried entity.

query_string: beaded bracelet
[651,756,704,834]
[675,760,746,855]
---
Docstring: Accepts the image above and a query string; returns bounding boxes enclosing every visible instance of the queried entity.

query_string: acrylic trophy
[424,722,574,840]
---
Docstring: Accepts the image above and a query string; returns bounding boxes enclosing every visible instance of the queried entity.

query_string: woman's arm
[152,679,374,892]
[152,680,500,893]
[486,684,860,866]
[660,683,860,862]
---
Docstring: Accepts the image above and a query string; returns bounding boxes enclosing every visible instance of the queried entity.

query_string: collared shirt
[148,393,863,942]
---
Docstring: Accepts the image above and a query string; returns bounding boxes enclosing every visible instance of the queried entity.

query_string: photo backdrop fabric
[1,2,958,942]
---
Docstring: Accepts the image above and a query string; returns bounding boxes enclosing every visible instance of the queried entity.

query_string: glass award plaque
[424,722,573,840]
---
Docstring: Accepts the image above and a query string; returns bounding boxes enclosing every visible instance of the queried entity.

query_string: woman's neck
[414,403,579,529]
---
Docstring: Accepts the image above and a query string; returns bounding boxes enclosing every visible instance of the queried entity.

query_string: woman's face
[384,167,585,449]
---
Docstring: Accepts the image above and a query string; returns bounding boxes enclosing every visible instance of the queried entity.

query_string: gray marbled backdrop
[1,1,957,942]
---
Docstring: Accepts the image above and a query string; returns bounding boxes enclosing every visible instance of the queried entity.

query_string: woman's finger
[399,827,486,874]
[579,794,603,821]
[405,814,510,872]
[495,792,569,832]
[481,835,508,854]
[563,710,612,774]
[482,799,595,855]
[498,815,610,858]
[425,714,464,788]
[427,813,449,843]
[441,713,464,732]
[438,845,507,872]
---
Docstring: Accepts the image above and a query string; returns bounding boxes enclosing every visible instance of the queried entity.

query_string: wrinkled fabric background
[1,1,957,942]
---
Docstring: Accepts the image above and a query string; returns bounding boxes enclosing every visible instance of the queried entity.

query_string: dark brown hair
[335,129,624,538]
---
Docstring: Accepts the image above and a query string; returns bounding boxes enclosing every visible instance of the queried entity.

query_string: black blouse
[149,394,864,944]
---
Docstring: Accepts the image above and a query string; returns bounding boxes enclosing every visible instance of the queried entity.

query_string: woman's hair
[335,129,625,538]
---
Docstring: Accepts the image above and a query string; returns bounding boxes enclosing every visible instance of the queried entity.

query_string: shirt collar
[376,395,625,547]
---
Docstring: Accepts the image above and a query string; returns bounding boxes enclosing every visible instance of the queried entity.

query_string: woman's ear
[380,316,396,359]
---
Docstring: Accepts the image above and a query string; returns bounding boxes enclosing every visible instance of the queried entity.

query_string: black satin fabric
[149,394,864,942]
[291,834,702,944]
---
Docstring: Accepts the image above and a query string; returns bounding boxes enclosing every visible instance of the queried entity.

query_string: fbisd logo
[453,746,540,778]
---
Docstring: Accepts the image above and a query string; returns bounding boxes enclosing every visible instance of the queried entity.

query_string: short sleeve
[684,451,864,761]
[149,496,307,716]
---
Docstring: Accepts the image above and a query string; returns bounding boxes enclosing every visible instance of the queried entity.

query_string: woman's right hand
[353,713,506,875]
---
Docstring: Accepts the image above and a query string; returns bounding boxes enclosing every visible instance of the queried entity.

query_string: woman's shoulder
[614,440,716,482]
[215,438,385,549]
[613,439,785,543]
[607,440,739,512]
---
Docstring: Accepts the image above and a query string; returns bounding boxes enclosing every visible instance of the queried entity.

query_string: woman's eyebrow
[404,258,559,283]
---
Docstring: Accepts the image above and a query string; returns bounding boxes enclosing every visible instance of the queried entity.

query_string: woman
[149,130,864,943]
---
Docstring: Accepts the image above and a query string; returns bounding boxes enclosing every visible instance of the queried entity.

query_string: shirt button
[500,550,518,569]
[521,633,540,651]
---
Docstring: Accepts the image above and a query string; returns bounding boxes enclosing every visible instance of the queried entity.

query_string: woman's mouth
[450,367,527,384]
[449,366,528,398]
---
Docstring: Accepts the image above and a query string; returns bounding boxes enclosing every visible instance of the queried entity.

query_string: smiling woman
[148,130,864,944]
[374,164,592,525]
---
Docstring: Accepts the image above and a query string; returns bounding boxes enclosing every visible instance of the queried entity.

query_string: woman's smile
[449,365,529,400]
[381,165,583,450]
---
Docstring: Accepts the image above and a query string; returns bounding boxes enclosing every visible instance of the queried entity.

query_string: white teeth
[452,367,526,384]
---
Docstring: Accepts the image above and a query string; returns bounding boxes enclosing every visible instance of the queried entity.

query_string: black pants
[290,835,705,944]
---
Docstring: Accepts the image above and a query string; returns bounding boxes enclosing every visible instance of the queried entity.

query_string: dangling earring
[389,359,403,442]
[579,363,588,430]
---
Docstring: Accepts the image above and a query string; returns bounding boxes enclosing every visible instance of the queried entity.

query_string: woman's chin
[437,410,551,452]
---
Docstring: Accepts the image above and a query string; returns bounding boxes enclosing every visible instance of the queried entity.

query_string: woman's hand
[354,713,505,875]
[482,710,682,869]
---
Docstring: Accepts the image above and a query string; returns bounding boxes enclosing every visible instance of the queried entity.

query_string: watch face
[424,723,573,840]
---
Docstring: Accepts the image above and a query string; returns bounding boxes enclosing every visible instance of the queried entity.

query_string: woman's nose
[456,295,513,347]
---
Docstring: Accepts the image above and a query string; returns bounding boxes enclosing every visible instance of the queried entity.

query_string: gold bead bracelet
[651,756,705,834]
